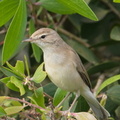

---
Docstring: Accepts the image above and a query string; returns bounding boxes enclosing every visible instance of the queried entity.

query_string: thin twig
[7,96,46,112]
[101,0,120,18]
[44,92,53,100]
[37,20,90,47]
[93,74,105,96]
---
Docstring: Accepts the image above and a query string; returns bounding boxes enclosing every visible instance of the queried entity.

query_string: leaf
[0,0,19,27]
[29,19,43,63]
[40,0,74,14]
[107,85,120,105]
[97,74,120,94]
[113,0,120,3]
[0,107,7,117]
[88,61,120,75]
[4,106,24,115]
[32,63,46,83]
[31,87,45,108]
[65,39,99,64]
[2,0,27,64]
[15,61,24,74]
[53,88,67,106]
[0,96,8,104]
[74,112,97,120]
[90,5,109,21]
[6,61,25,78]
[0,66,19,77]
[110,26,120,41]
[43,83,57,97]
[57,0,98,21]
[0,77,19,92]
[10,76,25,96]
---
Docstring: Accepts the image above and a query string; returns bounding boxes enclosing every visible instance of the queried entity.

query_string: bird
[24,28,110,120]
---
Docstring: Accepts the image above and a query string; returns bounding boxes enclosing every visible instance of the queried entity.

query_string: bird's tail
[82,91,110,120]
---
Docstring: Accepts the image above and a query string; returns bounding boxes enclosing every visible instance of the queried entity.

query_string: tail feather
[82,91,110,120]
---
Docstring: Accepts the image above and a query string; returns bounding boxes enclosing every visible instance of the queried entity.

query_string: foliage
[0,0,120,119]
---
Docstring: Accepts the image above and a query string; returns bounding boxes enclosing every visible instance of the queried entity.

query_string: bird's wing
[70,49,92,89]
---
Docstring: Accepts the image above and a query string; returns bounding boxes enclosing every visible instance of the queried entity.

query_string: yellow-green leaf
[4,106,24,115]
[10,76,25,96]
[32,63,46,83]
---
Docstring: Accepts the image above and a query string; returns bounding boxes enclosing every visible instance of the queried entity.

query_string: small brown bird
[24,28,110,120]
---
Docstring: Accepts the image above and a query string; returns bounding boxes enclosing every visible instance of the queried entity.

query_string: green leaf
[53,88,67,106]
[107,85,120,105]
[32,63,46,83]
[74,112,97,120]
[0,77,19,92]
[31,87,45,108]
[6,61,25,78]
[0,66,19,77]
[110,26,120,41]
[0,96,8,104]
[40,0,74,14]
[97,74,120,94]
[65,39,99,64]
[29,19,42,63]
[88,61,120,75]
[4,106,24,115]
[0,107,7,117]
[43,83,57,97]
[2,0,27,64]
[57,0,98,21]
[0,0,19,27]
[15,61,24,74]
[113,0,120,3]
[10,76,25,96]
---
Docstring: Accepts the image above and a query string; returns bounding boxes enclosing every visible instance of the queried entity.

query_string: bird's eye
[40,35,46,39]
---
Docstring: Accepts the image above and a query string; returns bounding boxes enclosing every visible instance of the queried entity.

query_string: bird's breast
[44,53,84,92]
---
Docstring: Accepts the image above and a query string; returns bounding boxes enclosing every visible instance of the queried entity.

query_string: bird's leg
[68,91,80,112]
[56,92,71,108]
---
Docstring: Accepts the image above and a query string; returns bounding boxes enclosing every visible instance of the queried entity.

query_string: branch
[7,96,46,112]
[101,0,120,19]
[93,74,105,96]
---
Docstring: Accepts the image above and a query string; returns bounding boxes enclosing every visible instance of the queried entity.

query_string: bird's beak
[23,38,33,42]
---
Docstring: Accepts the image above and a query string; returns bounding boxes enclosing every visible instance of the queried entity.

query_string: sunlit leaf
[0,96,8,104]
[97,74,120,94]
[57,0,98,21]
[73,112,97,120]
[113,0,120,3]
[2,0,27,63]
[6,61,25,78]
[40,0,74,14]
[0,0,19,26]
[32,63,46,83]
[4,106,24,115]
[0,77,19,92]
[10,76,25,96]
